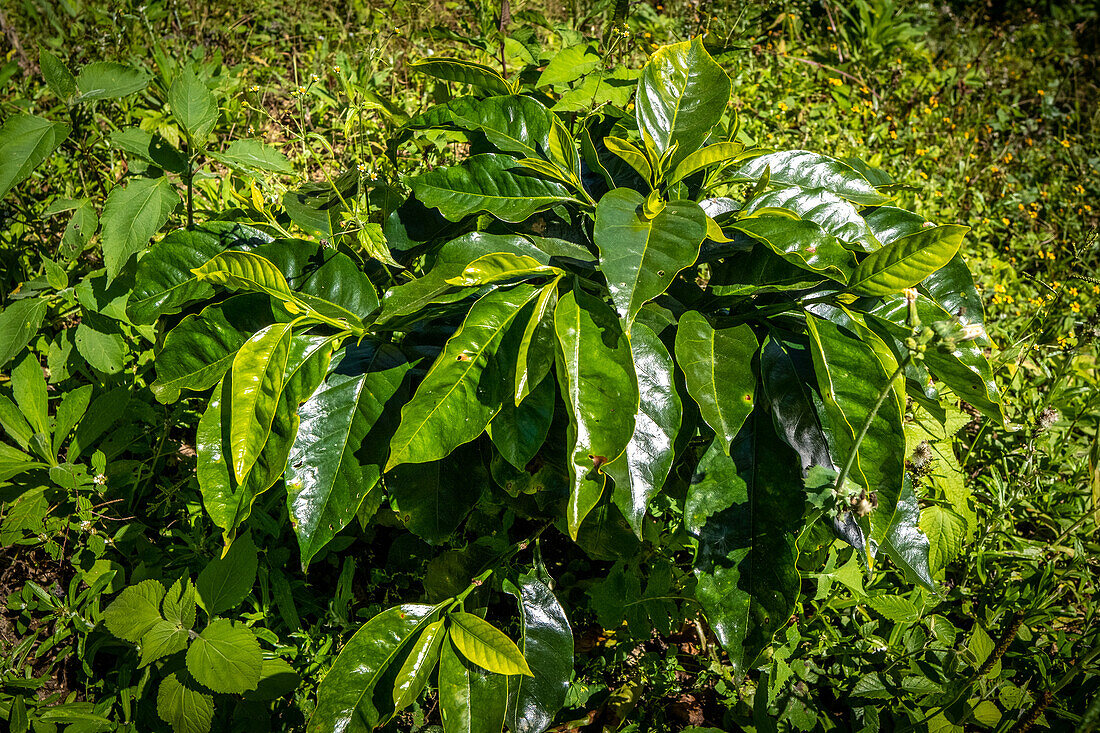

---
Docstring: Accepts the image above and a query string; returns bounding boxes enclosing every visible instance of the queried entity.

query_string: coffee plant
[1,18,1030,732]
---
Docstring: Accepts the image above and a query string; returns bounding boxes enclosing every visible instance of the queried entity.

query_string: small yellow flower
[1038,89,1045,96]
[333,65,341,73]
[991,165,999,173]
[1070,302,1081,313]
[1001,217,1011,225]
[778,102,788,111]
[1060,139,1071,148]
[828,77,843,86]
[249,84,260,92]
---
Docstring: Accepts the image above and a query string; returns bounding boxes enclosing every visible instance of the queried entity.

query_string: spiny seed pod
[1035,407,1059,432]
[909,441,933,469]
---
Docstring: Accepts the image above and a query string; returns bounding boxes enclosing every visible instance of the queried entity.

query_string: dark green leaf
[102,579,165,643]
[0,114,69,201]
[742,186,879,251]
[100,176,180,283]
[732,215,856,282]
[387,445,486,545]
[157,672,214,733]
[196,532,258,615]
[505,574,573,733]
[410,58,511,95]
[0,298,47,369]
[439,637,508,733]
[39,49,76,101]
[735,151,890,206]
[880,476,935,592]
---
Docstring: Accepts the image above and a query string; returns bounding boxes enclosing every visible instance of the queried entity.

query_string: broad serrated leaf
[675,311,758,454]
[100,176,180,283]
[40,49,76,101]
[185,619,262,694]
[212,139,293,173]
[157,672,214,733]
[0,114,70,201]
[103,579,166,643]
[169,69,218,145]
[75,61,150,101]
[0,298,47,369]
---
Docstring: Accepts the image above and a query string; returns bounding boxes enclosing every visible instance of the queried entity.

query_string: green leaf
[243,657,301,701]
[488,374,555,471]
[735,150,890,206]
[75,61,151,101]
[103,579,166,643]
[139,619,189,667]
[688,416,804,674]
[185,619,262,694]
[409,95,553,160]
[537,43,601,87]
[59,198,99,260]
[505,574,574,733]
[212,139,293,173]
[410,58,511,95]
[255,238,378,325]
[202,335,335,543]
[446,252,560,287]
[0,298,47,369]
[162,577,197,630]
[674,311,758,454]
[805,314,905,550]
[448,612,532,676]
[607,323,681,536]
[742,186,879,251]
[880,476,936,591]
[866,595,921,624]
[392,619,445,711]
[553,288,639,539]
[760,334,832,473]
[157,672,214,733]
[40,49,76,101]
[387,446,486,545]
[100,176,180,283]
[668,141,745,184]
[151,295,274,404]
[513,279,559,404]
[169,68,218,145]
[109,127,188,173]
[603,136,653,184]
[848,225,967,296]
[920,504,966,573]
[732,214,856,282]
[0,114,70,200]
[409,153,575,223]
[308,604,440,733]
[636,38,731,171]
[288,340,410,568]
[229,322,293,484]
[52,384,92,459]
[918,253,987,343]
[74,320,126,375]
[862,205,928,244]
[196,531,258,615]
[10,354,48,438]
[127,223,273,324]
[192,250,297,303]
[387,284,539,469]
[595,188,707,330]
[439,636,509,733]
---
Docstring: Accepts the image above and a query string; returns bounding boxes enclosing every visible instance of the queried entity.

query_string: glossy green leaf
[862,205,928,243]
[607,323,681,536]
[196,532,258,615]
[387,444,486,545]
[880,476,935,591]
[409,153,575,223]
[848,225,967,296]
[308,604,439,733]
[446,252,560,287]
[256,238,379,325]
[805,314,905,550]
[157,672,214,733]
[288,340,410,568]
[488,373,554,471]
[387,285,539,469]
[229,322,293,484]
[514,279,559,403]
[439,636,508,733]
[918,253,988,342]
[392,619,445,711]
[674,311,758,454]
[553,289,639,539]
[736,150,890,206]
[409,95,553,159]
[635,38,731,170]
[603,136,653,184]
[169,68,218,145]
[0,298,47,368]
[185,619,262,694]
[505,574,574,733]
[0,114,69,201]
[410,58,511,95]
[40,49,76,101]
[102,579,165,643]
[742,186,879,251]
[595,188,707,330]
[212,139,292,173]
[75,61,150,101]
[732,215,856,282]
[192,250,297,303]
[687,416,804,674]
[668,141,745,184]
[127,223,272,324]
[760,334,832,473]
[100,176,180,283]
[200,335,334,542]
[448,611,532,676]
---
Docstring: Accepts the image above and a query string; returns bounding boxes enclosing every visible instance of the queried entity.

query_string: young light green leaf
[185,619,262,694]
[674,312,758,454]
[668,141,745,184]
[191,250,297,303]
[603,136,653,184]
[445,252,560,288]
[228,322,293,485]
[157,673,214,733]
[514,279,559,404]
[392,619,446,711]
[103,579,166,644]
[448,612,533,676]
[169,68,218,146]
[100,176,180,283]
[848,225,968,296]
